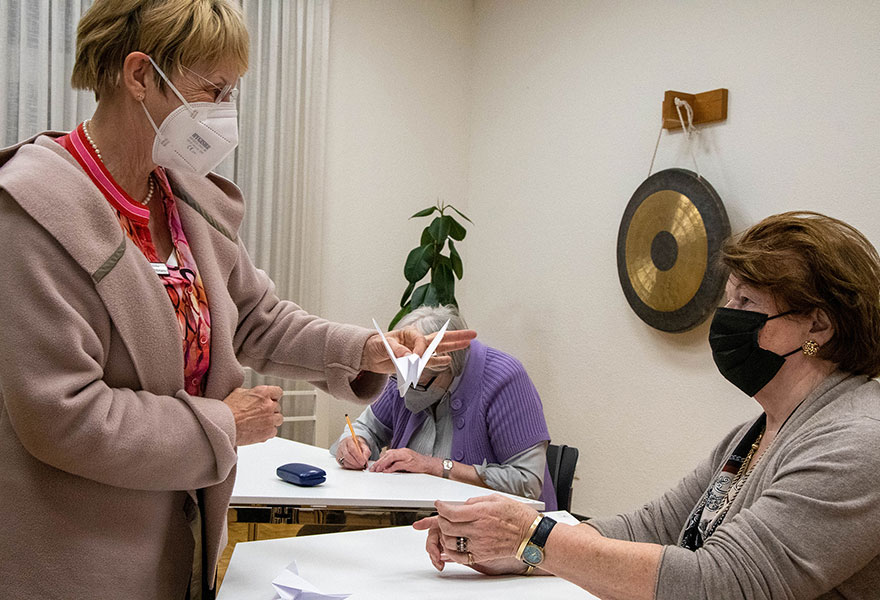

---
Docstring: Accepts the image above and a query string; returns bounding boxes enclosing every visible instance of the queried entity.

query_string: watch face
[522,544,544,566]
[443,459,453,470]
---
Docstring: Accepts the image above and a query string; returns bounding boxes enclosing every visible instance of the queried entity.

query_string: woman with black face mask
[415,211,880,600]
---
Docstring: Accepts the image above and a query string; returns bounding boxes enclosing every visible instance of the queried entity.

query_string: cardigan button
[454,450,464,461]
[454,416,465,429]
[450,398,462,411]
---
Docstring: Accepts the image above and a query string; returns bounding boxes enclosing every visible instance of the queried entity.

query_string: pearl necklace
[83,119,154,206]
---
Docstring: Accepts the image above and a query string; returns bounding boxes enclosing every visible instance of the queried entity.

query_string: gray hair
[395,305,469,377]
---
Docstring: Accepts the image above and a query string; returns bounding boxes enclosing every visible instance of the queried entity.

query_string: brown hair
[722,211,880,377]
[71,0,248,99]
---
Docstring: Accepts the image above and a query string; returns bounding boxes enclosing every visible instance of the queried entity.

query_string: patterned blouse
[57,123,212,396]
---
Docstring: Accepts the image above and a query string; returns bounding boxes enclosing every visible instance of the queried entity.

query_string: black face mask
[708,307,801,397]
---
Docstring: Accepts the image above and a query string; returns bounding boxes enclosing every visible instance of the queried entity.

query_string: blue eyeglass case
[276,462,327,487]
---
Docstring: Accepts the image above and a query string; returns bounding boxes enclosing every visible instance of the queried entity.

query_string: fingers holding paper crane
[360,322,475,378]
[373,318,447,396]
[370,319,476,396]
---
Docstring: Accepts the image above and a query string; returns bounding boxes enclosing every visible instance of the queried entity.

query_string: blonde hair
[72,0,248,99]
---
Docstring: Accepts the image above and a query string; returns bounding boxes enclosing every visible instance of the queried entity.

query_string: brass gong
[617,168,730,332]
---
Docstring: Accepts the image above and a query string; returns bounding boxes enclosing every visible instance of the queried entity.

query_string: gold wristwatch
[516,514,557,568]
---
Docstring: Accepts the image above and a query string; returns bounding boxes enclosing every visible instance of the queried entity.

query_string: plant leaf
[449,240,463,279]
[410,206,438,219]
[389,303,412,330]
[423,282,440,306]
[432,262,453,301]
[420,227,433,247]
[399,280,415,307]
[411,283,429,308]
[445,215,467,241]
[444,278,456,305]
[435,254,452,268]
[427,216,450,244]
[404,244,433,282]
[448,205,473,224]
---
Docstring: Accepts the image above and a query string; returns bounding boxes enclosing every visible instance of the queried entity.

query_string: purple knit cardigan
[370,339,557,510]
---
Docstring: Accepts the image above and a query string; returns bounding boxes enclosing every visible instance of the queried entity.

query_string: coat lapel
[0,137,184,394]
[167,172,245,400]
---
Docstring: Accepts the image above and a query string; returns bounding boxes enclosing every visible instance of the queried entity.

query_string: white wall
[318,0,880,517]
[464,0,880,516]
[318,0,474,446]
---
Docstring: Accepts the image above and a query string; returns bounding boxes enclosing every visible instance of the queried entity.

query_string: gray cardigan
[590,371,880,599]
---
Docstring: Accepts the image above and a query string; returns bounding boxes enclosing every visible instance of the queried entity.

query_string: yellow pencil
[345,413,366,467]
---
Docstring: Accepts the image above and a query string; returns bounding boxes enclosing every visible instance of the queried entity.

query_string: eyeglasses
[181,64,240,104]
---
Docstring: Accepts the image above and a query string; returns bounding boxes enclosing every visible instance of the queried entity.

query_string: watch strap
[515,514,543,560]
[530,515,557,549]
[442,458,453,479]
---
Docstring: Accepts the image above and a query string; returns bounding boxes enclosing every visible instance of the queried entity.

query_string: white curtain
[236,1,331,444]
[238,0,330,317]
[0,0,96,146]
[2,0,333,439]
[1,0,330,315]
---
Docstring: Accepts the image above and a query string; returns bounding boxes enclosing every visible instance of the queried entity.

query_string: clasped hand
[223,385,284,446]
[413,494,538,575]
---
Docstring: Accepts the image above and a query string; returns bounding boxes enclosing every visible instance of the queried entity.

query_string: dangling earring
[802,340,820,357]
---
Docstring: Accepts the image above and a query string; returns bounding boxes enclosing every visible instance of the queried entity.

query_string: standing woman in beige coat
[0,1,474,599]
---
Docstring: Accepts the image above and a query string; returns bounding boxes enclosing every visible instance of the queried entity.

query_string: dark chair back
[546,443,579,512]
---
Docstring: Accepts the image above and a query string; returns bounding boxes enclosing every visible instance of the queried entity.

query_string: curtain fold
[2,0,330,318]
[3,0,332,439]
[237,1,331,431]
[238,0,329,317]
[1,0,95,146]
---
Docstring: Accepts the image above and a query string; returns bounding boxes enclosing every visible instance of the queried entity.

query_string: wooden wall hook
[662,88,728,130]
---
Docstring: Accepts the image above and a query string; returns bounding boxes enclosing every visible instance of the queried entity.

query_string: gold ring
[467,551,474,566]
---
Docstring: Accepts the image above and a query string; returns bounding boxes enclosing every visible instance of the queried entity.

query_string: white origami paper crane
[372,318,449,397]
[271,560,350,600]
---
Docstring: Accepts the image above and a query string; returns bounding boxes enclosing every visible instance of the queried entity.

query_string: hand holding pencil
[335,414,370,470]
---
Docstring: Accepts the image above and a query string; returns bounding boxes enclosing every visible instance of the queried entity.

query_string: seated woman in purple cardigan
[331,305,557,510]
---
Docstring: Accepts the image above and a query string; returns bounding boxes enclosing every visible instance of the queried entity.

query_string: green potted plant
[389,200,471,329]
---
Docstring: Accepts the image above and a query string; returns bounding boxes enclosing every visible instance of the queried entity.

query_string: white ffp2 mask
[141,56,239,177]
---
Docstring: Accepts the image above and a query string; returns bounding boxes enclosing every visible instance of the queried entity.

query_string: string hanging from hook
[674,97,702,179]
[647,96,702,180]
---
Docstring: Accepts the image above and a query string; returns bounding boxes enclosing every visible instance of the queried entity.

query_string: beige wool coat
[0,133,385,599]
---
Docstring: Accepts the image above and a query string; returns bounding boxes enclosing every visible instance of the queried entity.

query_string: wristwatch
[519,515,556,567]
[441,458,454,479]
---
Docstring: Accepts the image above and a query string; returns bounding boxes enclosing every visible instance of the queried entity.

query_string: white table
[232,437,544,510]
[217,521,599,600]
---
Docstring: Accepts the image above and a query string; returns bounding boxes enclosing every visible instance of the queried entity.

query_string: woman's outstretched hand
[360,326,476,374]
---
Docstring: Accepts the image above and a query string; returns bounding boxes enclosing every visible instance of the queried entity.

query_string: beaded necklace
[83,119,154,205]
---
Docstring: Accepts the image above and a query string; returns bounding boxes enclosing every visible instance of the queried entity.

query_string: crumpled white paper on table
[271,560,351,600]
